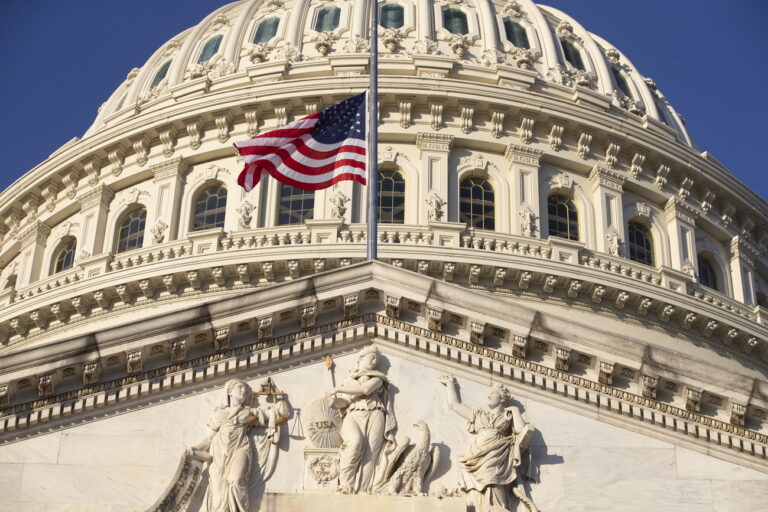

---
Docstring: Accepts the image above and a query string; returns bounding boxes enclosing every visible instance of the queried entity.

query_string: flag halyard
[234,93,367,192]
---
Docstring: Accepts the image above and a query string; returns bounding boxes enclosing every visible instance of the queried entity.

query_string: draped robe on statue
[459,407,523,512]
[204,405,279,512]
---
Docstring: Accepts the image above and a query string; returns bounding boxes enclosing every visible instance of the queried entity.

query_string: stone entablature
[1,262,766,470]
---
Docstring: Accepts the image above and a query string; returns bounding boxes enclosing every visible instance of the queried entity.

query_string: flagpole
[366,0,379,261]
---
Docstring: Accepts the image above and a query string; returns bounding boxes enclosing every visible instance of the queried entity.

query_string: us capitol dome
[0,1,766,511]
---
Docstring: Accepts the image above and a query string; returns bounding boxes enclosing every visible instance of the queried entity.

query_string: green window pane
[503,19,529,49]
[561,39,584,70]
[444,8,468,35]
[198,34,223,63]
[316,7,341,32]
[380,4,404,29]
[254,17,279,43]
[611,66,632,97]
[150,60,172,89]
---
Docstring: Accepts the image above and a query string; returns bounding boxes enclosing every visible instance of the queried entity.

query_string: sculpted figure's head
[487,383,511,408]
[353,345,380,373]
[226,378,252,407]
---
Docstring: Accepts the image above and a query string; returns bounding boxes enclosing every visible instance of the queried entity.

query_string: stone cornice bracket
[18,221,51,248]
[641,374,658,398]
[427,307,443,332]
[300,302,318,328]
[385,295,401,319]
[604,139,621,168]
[214,327,230,351]
[343,294,359,318]
[106,144,126,177]
[700,188,716,214]
[214,110,233,143]
[598,361,614,384]
[678,175,694,201]
[82,156,102,185]
[62,168,81,199]
[415,132,454,152]
[185,118,204,150]
[504,144,542,166]
[511,335,528,358]
[630,151,646,178]
[589,165,625,193]
[41,179,61,212]
[158,125,177,158]
[548,121,565,151]
[77,184,115,211]
[469,321,486,344]
[489,107,505,139]
[257,315,273,340]
[458,101,476,134]
[665,197,699,226]
[126,349,143,374]
[396,96,414,129]
[518,112,535,144]
[428,97,445,131]
[82,361,100,385]
[131,134,151,166]
[577,130,593,159]
[243,105,262,137]
[555,346,571,371]
[655,161,671,190]
[151,157,189,182]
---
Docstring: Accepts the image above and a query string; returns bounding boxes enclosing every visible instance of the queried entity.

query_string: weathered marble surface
[0,349,765,511]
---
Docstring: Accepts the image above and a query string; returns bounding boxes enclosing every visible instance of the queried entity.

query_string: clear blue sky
[1,1,766,200]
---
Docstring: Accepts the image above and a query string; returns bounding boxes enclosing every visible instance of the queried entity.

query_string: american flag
[234,93,367,191]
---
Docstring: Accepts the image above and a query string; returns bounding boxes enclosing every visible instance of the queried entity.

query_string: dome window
[150,60,172,89]
[380,4,404,29]
[378,169,405,224]
[547,195,579,241]
[117,208,147,253]
[460,177,495,231]
[193,184,228,231]
[627,221,654,266]
[278,185,314,225]
[315,6,341,32]
[197,34,223,64]
[443,8,469,35]
[560,38,584,71]
[697,255,719,291]
[503,19,530,49]
[53,238,76,274]
[611,67,632,97]
[254,17,280,43]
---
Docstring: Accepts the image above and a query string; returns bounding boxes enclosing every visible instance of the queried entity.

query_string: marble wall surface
[0,349,765,511]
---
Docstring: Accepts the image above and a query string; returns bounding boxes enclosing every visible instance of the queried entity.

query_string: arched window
[697,255,718,291]
[560,39,584,70]
[254,17,280,43]
[315,6,341,32]
[547,195,579,241]
[503,19,530,49]
[378,170,405,224]
[278,185,314,225]
[380,4,404,29]
[117,208,147,253]
[197,34,223,64]
[460,177,495,230]
[150,60,172,89]
[114,93,127,113]
[193,184,228,231]
[53,238,76,274]
[443,8,468,35]
[611,67,632,97]
[627,221,654,266]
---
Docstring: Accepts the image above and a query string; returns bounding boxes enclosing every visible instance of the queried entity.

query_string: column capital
[18,221,50,248]
[589,165,625,193]
[77,184,114,211]
[415,132,454,152]
[729,236,758,266]
[151,157,189,182]
[504,143,542,166]
[664,197,699,226]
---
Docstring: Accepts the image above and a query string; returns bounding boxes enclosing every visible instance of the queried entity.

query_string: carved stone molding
[504,144,542,166]
[589,165,625,193]
[77,184,115,211]
[416,132,453,152]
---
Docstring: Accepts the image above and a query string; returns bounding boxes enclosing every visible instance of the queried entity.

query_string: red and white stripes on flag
[234,93,367,192]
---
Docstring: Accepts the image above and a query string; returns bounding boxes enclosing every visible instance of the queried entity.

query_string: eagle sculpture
[384,420,440,496]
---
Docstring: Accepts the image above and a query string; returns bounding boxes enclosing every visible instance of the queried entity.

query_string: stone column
[151,158,189,242]
[476,0,501,51]
[416,0,433,40]
[729,237,758,305]
[588,165,626,254]
[16,222,51,287]
[351,0,371,39]
[505,144,543,238]
[664,197,699,273]
[77,185,115,257]
[286,0,310,46]
[416,133,454,224]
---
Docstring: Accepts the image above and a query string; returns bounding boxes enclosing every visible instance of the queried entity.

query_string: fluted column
[286,0,309,46]
[589,166,626,254]
[416,133,454,224]
[76,185,115,258]
[16,222,51,287]
[664,198,699,273]
[417,0,433,40]
[151,158,189,243]
[729,237,758,306]
[506,144,543,238]
[351,0,372,39]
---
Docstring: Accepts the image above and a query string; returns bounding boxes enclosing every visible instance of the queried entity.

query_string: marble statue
[383,420,440,496]
[189,378,290,512]
[324,345,397,494]
[439,375,539,512]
